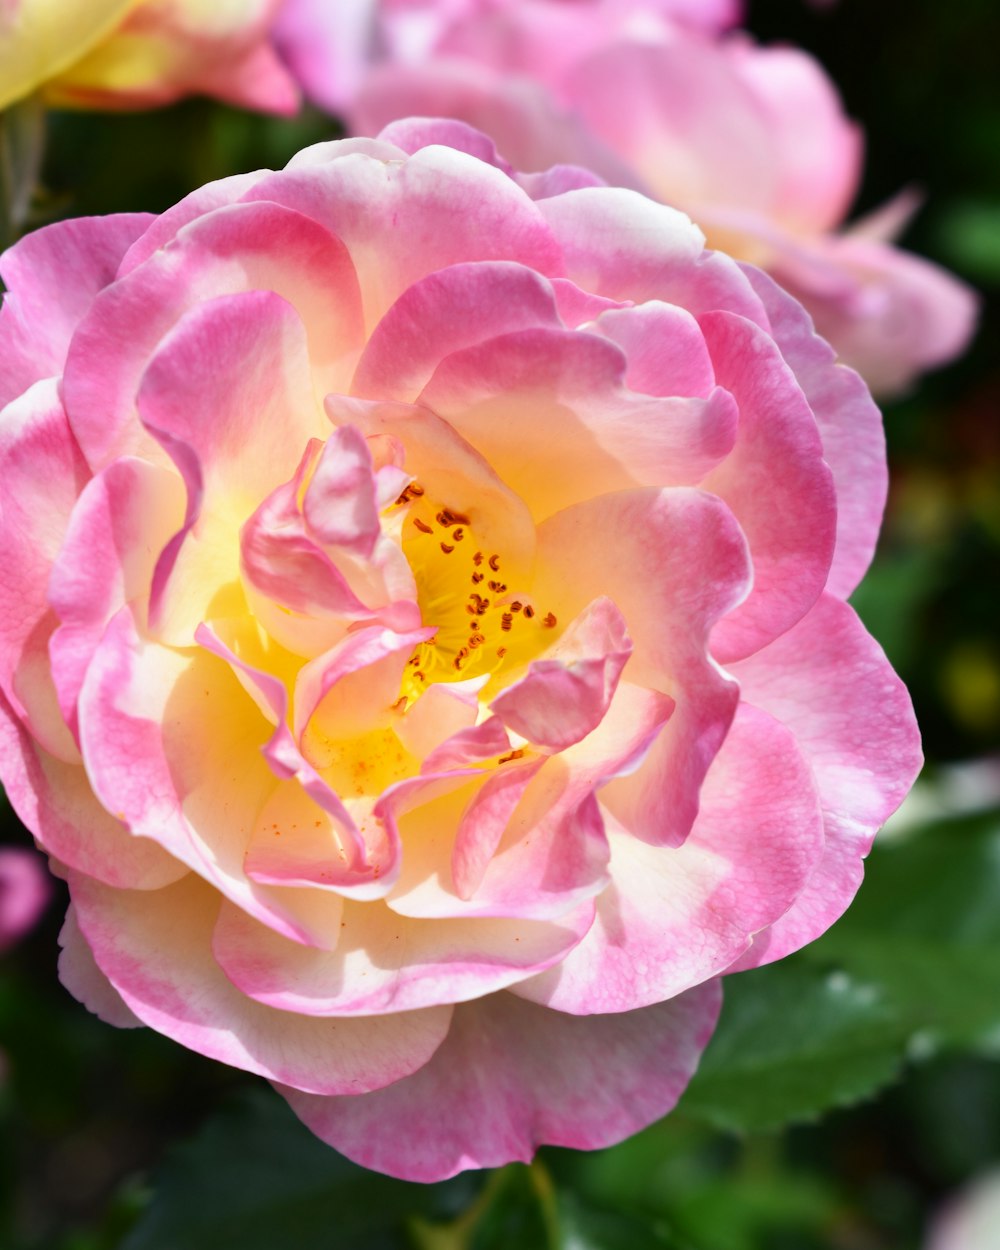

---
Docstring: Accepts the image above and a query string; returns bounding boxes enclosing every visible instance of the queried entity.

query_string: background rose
[0,847,50,954]
[926,1170,1000,1250]
[278,0,976,395]
[0,0,297,114]
[0,119,918,1180]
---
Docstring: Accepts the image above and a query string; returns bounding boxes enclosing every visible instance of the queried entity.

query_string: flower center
[394,484,557,705]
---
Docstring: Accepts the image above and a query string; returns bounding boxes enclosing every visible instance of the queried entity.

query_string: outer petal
[281,982,721,1181]
[0,213,153,409]
[739,263,886,598]
[538,187,770,325]
[0,688,187,890]
[242,144,564,330]
[513,703,823,1012]
[727,594,921,969]
[700,310,836,662]
[70,871,453,1095]
[58,904,141,1027]
[63,201,362,472]
[76,606,321,939]
[0,380,91,761]
[48,457,186,738]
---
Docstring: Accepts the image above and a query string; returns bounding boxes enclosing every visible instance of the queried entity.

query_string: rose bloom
[0,119,919,1180]
[278,0,977,395]
[0,0,297,113]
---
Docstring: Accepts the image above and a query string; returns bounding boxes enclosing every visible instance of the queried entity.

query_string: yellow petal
[0,0,141,109]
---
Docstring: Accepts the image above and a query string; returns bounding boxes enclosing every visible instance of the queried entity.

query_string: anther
[501,613,513,632]
[510,601,523,612]
[471,571,485,584]
[440,542,455,554]
[392,696,408,713]
[523,605,535,619]
[496,646,507,658]
[452,527,464,541]
[413,518,433,534]
[543,612,557,628]
[488,554,500,571]
[409,483,425,496]
[499,749,526,765]
[473,551,484,566]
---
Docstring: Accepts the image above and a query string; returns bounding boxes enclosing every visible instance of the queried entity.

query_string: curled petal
[490,597,632,752]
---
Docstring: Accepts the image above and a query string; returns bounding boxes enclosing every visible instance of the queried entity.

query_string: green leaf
[678,962,907,1132]
[681,811,1000,1132]
[122,1088,481,1250]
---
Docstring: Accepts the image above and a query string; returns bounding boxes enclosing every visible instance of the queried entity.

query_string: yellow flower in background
[0,0,297,114]
[0,0,138,110]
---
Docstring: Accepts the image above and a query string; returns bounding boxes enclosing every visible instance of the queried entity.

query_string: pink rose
[281,0,977,394]
[0,120,919,1180]
[0,847,50,952]
[0,0,298,114]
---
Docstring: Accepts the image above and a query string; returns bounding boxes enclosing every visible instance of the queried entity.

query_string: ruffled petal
[513,703,823,1012]
[281,982,721,1181]
[70,871,453,1095]
[727,594,922,968]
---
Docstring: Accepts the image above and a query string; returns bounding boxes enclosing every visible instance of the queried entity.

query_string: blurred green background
[2,0,999,1246]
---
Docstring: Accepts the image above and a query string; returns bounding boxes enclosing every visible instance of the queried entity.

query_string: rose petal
[70,871,453,1096]
[727,594,921,968]
[514,703,823,1012]
[0,213,152,408]
[212,893,593,1015]
[282,982,721,1181]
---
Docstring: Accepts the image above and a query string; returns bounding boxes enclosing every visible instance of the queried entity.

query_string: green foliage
[120,1089,479,1250]
[681,811,1000,1133]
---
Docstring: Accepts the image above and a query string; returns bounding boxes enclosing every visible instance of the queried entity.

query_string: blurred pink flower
[927,1170,1000,1250]
[0,119,919,1179]
[0,847,50,952]
[278,0,976,394]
